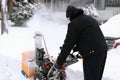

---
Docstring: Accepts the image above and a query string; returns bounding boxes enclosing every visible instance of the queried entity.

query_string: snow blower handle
[60,46,82,59]
[47,63,63,80]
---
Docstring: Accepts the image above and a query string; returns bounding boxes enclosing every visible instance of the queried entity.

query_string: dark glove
[47,63,62,80]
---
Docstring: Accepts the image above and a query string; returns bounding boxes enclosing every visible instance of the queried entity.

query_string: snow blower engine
[34,32,82,80]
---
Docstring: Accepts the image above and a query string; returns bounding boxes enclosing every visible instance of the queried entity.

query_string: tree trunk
[1,0,8,35]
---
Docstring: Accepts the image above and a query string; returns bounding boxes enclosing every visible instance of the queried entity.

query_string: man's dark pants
[83,50,107,80]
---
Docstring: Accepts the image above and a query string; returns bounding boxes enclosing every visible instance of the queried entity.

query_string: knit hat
[66,6,84,20]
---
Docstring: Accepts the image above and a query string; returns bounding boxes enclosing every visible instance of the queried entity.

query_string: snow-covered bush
[9,1,40,26]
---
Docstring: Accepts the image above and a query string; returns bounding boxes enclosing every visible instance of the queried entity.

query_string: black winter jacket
[57,12,107,67]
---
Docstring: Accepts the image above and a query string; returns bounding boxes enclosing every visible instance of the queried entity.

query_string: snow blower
[33,32,82,80]
[21,32,82,80]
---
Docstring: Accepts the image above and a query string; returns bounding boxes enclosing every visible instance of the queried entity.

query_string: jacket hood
[66,6,84,21]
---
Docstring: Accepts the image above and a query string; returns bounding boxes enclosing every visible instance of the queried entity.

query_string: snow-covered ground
[0,6,120,80]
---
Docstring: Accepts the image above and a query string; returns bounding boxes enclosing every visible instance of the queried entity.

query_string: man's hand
[47,63,62,80]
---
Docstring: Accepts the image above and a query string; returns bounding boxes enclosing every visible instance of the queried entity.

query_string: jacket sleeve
[56,23,78,66]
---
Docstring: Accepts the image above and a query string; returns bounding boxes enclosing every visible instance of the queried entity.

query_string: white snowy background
[0,4,120,80]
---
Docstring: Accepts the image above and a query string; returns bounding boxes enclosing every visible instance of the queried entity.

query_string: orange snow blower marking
[22,51,36,78]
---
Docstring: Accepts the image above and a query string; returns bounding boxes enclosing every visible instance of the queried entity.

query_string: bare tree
[1,0,9,35]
